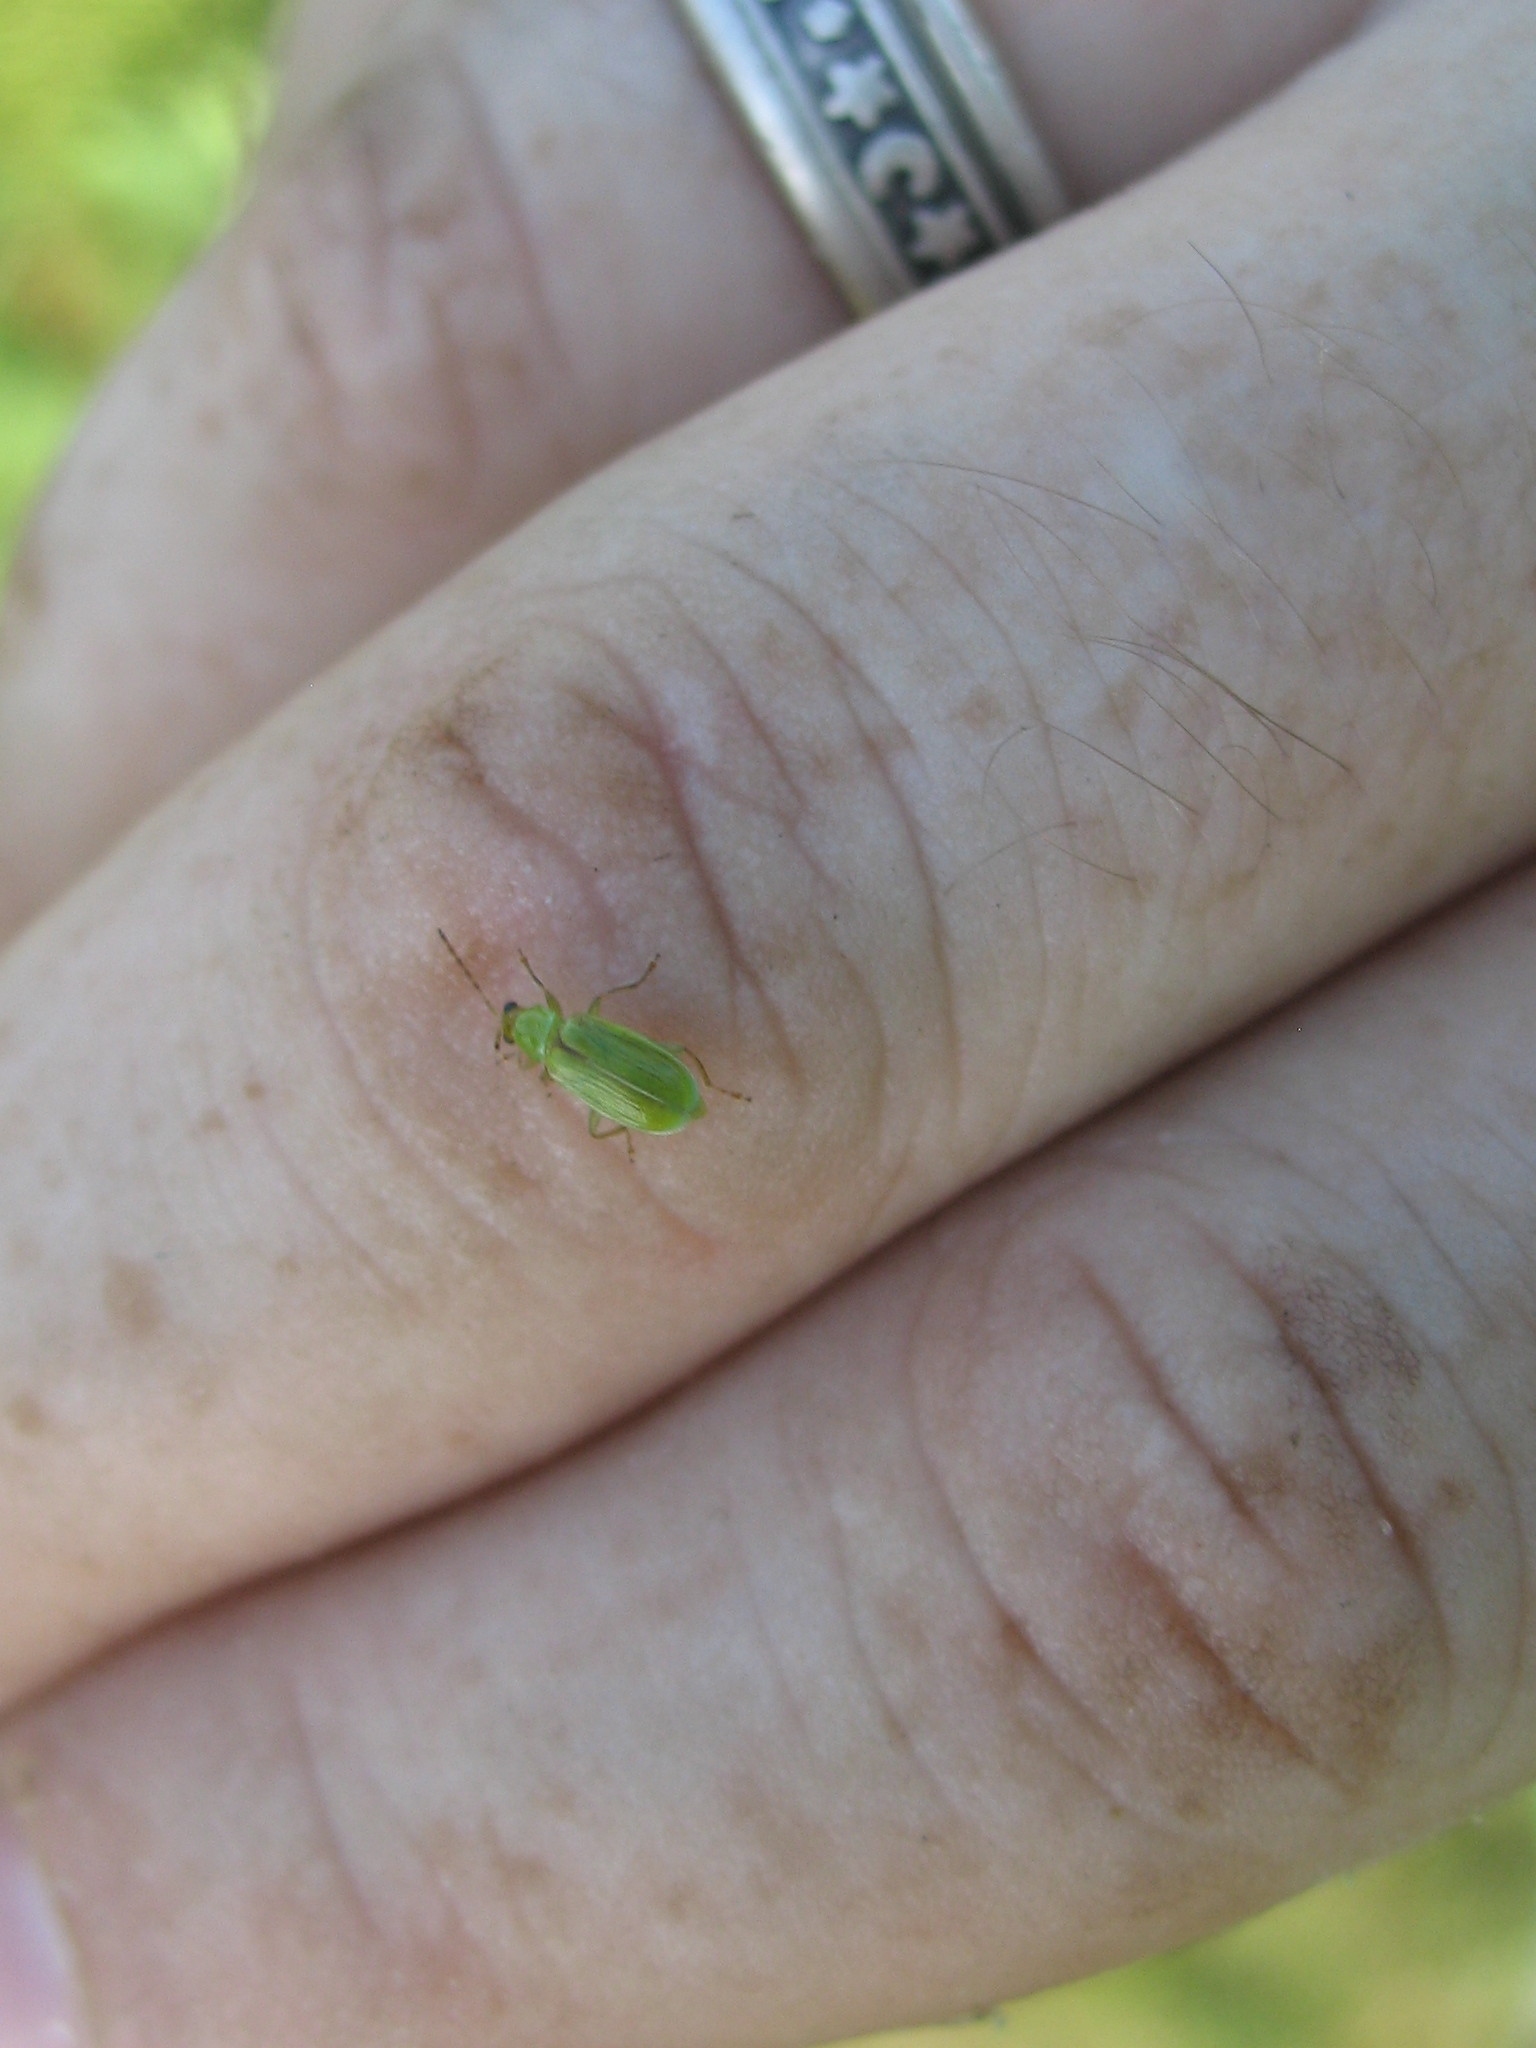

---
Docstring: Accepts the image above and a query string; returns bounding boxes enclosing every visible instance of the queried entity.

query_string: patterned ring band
[670,0,1068,315]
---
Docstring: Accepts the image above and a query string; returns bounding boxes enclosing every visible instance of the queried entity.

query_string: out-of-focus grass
[3,3,1536,2044]
[0,0,277,560]
[861,1791,1536,2048]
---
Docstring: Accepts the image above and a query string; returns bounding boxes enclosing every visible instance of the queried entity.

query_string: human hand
[2,0,1536,2041]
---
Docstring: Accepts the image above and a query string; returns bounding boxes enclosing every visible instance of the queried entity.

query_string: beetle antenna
[517,952,555,1002]
[437,929,500,1020]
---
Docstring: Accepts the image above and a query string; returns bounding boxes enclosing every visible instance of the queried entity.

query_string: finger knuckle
[302,560,920,1240]
[233,37,574,510]
[903,1165,1521,1838]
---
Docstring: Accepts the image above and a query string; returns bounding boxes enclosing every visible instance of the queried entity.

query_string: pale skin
[2,0,1536,2041]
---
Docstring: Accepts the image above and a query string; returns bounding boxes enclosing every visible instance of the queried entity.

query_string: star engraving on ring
[801,0,854,39]
[821,54,902,129]
[908,201,982,268]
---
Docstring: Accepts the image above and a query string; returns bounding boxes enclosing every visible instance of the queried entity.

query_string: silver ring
[671,0,1068,315]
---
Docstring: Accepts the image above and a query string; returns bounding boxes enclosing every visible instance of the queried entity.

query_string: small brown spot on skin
[1264,1251,1424,1397]
[195,1107,228,1137]
[1435,1475,1473,1516]
[1226,1445,1291,1510]
[954,687,1007,736]
[661,1881,701,1923]
[5,1394,47,1436]
[101,1256,165,1342]
[243,1077,267,1102]
[499,1855,556,1897]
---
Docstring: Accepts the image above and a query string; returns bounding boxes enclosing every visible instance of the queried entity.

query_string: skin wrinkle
[721,1484,822,1768]
[1105,1540,1324,1787]
[442,23,582,480]
[237,1035,413,1302]
[897,1249,1144,1821]
[1240,1256,1454,1731]
[945,482,1155,895]
[1065,1255,1287,1560]
[447,626,794,1136]
[1292,1124,1531,1773]
[254,37,566,515]
[304,737,556,1273]
[959,561,1118,905]
[1346,1126,1497,1323]
[537,606,811,1092]
[282,1672,394,1964]
[816,1426,975,1842]
[592,555,843,907]
[358,57,475,461]
[633,517,957,1160]
[350,61,479,480]
[1251,1197,1527,1778]
[799,467,1061,1137]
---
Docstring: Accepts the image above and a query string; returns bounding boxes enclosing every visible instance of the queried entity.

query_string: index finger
[0,0,1375,932]
[0,0,1532,1707]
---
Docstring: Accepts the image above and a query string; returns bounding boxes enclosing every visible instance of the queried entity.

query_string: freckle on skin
[4,1394,48,1437]
[195,1107,228,1136]
[101,1255,166,1342]
[1435,1475,1473,1515]
[244,1077,267,1102]
[954,687,1007,735]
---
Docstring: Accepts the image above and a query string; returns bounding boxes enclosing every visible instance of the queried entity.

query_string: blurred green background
[1,0,1535,2041]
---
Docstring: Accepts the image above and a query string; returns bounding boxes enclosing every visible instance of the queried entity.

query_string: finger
[0,0,1375,931]
[0,0,1531,1707]
[6,855,1536,2048]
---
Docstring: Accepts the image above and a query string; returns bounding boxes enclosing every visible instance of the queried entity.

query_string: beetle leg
[588,1110,637,1162]
[675,1043,750,1102]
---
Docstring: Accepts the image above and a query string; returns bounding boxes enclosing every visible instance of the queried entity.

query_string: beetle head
[507,1003,559,1064]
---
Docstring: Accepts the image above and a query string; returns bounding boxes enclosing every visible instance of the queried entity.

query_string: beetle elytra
[437,930,745,1154]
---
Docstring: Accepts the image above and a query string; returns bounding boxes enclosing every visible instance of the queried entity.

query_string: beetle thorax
[506,1004,559,1063]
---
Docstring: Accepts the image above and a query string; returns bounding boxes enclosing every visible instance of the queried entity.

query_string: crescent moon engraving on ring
[858,128,943,201]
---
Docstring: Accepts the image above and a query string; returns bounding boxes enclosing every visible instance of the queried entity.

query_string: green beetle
[437,930,741,1150]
